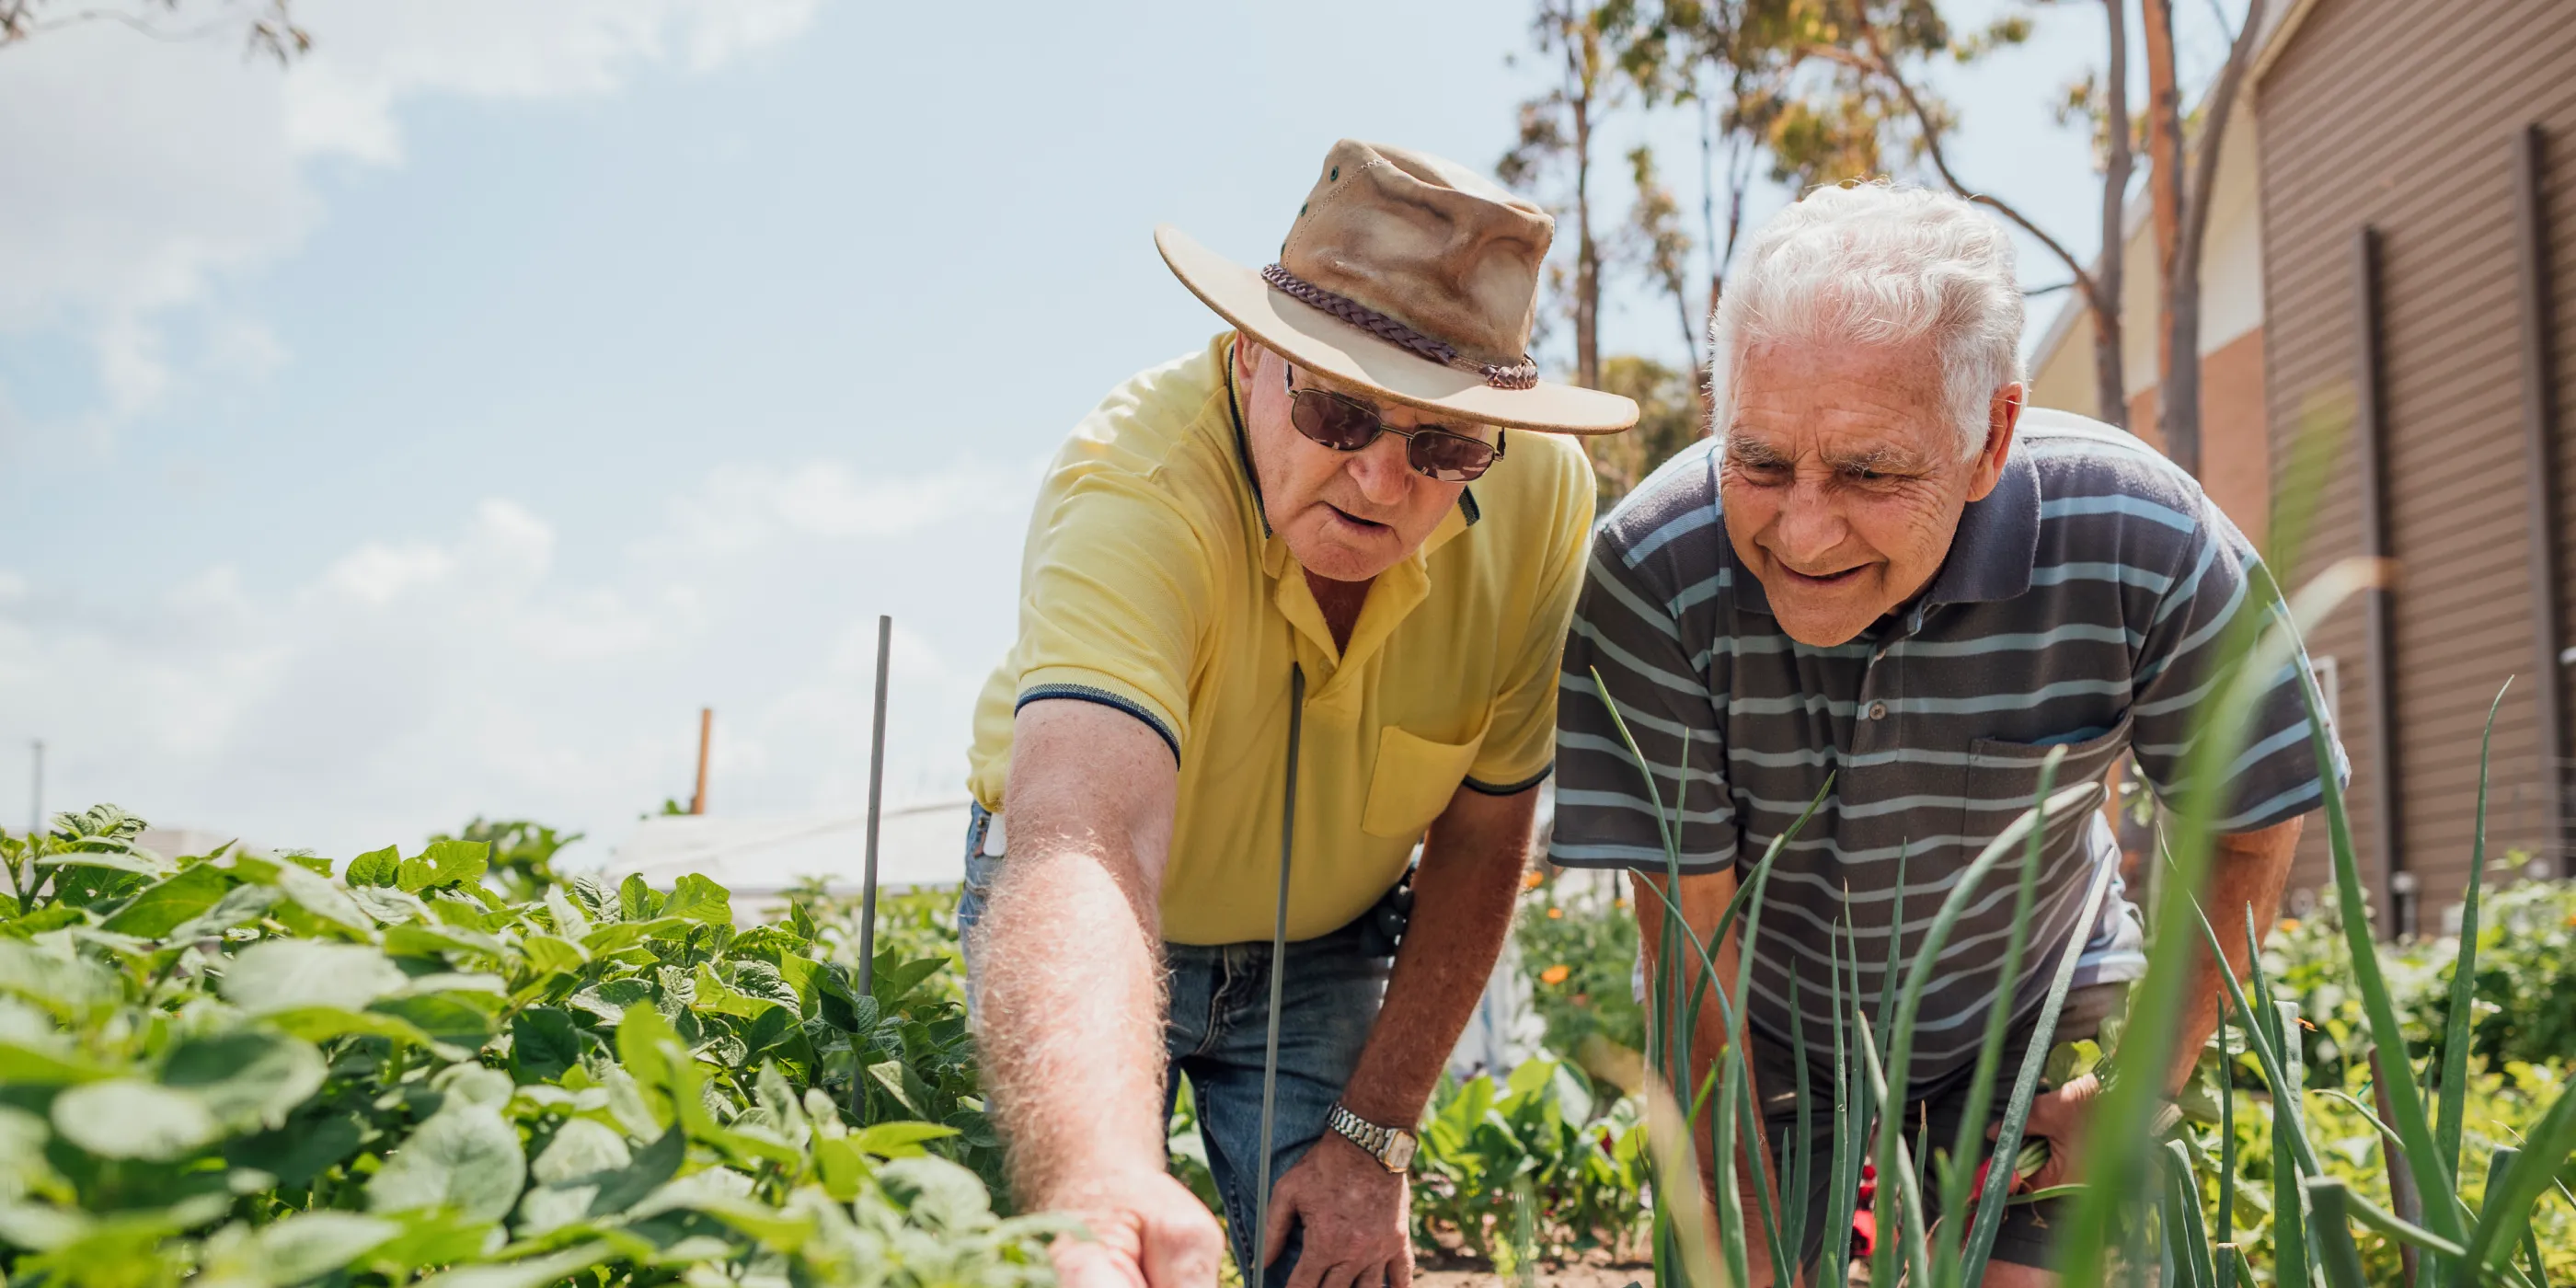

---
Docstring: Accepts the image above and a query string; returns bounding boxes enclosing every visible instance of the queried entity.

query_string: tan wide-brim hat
[1157,140,1638,435]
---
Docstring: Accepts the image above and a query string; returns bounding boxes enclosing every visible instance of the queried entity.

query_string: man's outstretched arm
[972,700,1214,1288]
[1261,783,1540,1288]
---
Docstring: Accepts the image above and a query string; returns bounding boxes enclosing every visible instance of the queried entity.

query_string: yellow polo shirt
[966,334,1595,946]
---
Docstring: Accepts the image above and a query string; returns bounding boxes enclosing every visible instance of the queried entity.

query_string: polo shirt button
[1867,701,1889,721]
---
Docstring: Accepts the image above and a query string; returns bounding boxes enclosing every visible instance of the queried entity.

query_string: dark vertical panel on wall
[2513,123,2569,874]
[2352,226,2407,934]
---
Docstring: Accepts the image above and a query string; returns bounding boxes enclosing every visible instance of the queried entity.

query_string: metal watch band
[1326,1104,1411,1171]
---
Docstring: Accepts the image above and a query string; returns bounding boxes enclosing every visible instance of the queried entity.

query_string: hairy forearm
[2166,816,2302,1091]
[972,703,1181,1211]
[1335,791,1536,1127]
[975,850,1170,1205]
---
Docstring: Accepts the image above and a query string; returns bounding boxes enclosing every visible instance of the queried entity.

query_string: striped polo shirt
[1550,408,2340,1089]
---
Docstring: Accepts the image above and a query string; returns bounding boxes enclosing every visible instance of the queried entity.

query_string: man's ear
[1963,383,2025,502]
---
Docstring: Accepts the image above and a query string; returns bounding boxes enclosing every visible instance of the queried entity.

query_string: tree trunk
[2091,0,2133,431]
[2141,0,2191,470]
[1574,85,1600,390]
[2159,0,2269,483]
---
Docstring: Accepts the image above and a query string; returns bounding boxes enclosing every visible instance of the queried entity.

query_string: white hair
[1711,182,2026,461]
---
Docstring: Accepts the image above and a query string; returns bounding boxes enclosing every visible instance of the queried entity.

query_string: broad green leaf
[36,847,174,878]
[261,1005,464,1058]
[520,934,586,975]
[867,952,942,1005]
[385,923,502,961]
[656,874,731,925]
[2,905,83,936]
[0,1202,92,1250]
[99,863,234,938]
[366,1101,527,1224]
[813,1134,865,1202]
[165,883,282,942]
[516,1124,681,1236]
[222,940,408,1013]
[418,840,489,891]
[511,1008,582,1085]
[866,1061,923,1115]
[52,1078,221,1160]
[850,1121,958,1158]
[532,1117,631,1184]
[357,1210,501,1274]
[0,940,120,1021]
[347,883,431,926]
[543,885,592,940]
[690,963,779,1020]
[254,1211,401,1284]
[369,993,496,1052]
[580,917,686,956]
[618,875,663,922]
[0,1038,117,1085]
[227,1108,368,1188]
[343,845,401,888]
[159,1031,327,1131]
[877,1156,995,1230]
[413,1238,615,1288]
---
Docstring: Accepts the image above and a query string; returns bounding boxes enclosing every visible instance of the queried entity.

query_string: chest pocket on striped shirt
[1362,722,1487,840]
[1961,713,2133,849]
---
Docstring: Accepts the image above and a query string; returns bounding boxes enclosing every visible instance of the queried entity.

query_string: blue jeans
[958,803,1389,1287]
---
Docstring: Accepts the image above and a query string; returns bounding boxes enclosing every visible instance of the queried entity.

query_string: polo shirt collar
[1921,445,2041,605]
[1718,444,2041,622]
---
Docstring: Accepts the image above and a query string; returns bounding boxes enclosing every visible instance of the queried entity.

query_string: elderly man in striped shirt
[1549,183,2340,1282]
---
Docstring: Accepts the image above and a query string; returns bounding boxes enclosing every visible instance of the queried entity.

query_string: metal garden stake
[1252,664,1305,1283]
[858,615,890,994]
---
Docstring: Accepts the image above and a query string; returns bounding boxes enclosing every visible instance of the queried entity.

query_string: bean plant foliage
[0,806,1060,1288]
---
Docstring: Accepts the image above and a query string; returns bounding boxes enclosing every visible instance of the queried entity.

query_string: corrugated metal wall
[2257,0,2576,925]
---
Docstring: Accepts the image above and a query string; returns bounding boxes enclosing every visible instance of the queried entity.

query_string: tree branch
[1841,17,2104,310]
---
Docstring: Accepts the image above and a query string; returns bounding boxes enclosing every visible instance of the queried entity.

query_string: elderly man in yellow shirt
[958,140,1635,1288]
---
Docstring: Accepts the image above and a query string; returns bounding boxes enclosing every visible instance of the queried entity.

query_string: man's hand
[1049,1170,1226,1288]
[2005,1072,2102,1195]
[1260,1134,1410,1288]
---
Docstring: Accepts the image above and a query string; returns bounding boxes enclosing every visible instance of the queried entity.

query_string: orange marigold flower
[2279,918,2302,932]
[1547,907,1564,919]
[1523,870,1546,890]
[1541,964,1572,985]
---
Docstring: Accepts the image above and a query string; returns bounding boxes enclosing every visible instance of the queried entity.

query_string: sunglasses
[1283,363,1505,483]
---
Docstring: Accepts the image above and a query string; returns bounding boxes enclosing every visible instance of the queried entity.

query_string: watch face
[1385,1132,1417,1172]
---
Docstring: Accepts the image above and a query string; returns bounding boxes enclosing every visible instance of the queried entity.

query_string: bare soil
[1409,1250,1650,1288]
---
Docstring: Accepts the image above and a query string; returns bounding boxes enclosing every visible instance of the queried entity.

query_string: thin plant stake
[1253,664,1305,1285]
[858,614,890,995]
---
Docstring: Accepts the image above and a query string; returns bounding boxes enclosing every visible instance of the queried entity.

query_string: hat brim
[1156,225,1639,435]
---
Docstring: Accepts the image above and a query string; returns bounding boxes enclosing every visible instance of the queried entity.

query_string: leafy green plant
[1584,587,2576,1287]
[1409,1055,1645,1266]
[425,819,581,903]
[1513,873,1644,1090]
[0,807,1055,1288]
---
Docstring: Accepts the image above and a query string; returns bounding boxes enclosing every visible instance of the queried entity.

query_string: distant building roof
[604,799,971,898]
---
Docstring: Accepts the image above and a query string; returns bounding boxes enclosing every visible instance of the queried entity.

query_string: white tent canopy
[605,799,972,899]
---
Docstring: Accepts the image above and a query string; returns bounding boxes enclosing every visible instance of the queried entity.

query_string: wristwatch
[1326,1104,1417,1173]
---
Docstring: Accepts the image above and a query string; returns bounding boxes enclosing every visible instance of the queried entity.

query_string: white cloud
[0,0,818,437]
[3,456,1031,864]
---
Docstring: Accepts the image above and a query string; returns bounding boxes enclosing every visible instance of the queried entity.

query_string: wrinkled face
[1235,339,1488,583]
[1719,340,2019,646]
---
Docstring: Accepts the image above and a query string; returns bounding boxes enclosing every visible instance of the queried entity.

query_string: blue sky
[0,0,2248,862]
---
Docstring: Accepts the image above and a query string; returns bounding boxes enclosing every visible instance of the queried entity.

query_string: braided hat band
[1259,263,1540,392]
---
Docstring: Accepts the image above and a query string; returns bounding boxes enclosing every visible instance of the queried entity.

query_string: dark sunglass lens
[1291,391,1381,450]
[1409,431,1498,482]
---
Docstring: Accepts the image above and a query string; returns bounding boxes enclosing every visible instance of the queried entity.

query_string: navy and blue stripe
[1549,408,2346,1091]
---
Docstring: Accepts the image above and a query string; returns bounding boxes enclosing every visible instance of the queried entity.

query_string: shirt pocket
[1362,722,1487,840]
[1961,713,2132,851]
